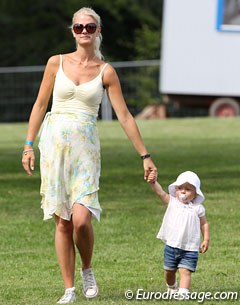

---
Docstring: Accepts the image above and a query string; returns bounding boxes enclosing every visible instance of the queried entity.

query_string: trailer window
[216,0,240,32]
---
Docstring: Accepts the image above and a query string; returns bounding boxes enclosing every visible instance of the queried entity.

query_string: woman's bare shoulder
[44,55,62,75]
[103,63,117,77]
[47,54,61,66]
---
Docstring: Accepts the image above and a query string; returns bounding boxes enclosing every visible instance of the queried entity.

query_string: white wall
[160,0,240,96]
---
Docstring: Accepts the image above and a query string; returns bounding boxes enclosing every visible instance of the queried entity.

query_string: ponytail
[95,35,103,59]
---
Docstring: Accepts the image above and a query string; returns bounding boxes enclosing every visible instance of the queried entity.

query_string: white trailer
[160,0,240,116]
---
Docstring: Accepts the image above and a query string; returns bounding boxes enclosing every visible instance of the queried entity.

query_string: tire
[209,98,240,117]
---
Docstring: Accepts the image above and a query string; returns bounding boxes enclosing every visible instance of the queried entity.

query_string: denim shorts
[164,245,198,272]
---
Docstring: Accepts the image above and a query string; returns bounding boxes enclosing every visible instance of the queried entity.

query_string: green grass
[0,118,240,305]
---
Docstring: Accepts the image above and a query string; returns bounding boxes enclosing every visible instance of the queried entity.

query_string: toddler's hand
[147,170,158,183]
[200,240,209,253]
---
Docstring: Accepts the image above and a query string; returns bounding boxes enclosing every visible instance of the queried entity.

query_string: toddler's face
[175,182,197,203]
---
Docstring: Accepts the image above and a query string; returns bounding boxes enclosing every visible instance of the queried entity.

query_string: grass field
[0,118,240,305]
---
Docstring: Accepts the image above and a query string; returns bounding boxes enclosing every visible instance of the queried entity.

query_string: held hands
[22,149,35,176]
[143,158,158,183]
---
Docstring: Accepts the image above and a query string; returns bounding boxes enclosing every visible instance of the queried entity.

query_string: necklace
[76,54,96,68]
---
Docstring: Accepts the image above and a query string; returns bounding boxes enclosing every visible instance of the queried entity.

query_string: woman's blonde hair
[72,7,103,59]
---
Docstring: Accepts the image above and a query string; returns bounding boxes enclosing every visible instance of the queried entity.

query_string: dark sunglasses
[72,23,97,34]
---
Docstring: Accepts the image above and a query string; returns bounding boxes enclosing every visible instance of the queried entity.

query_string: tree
[0,0,163,66]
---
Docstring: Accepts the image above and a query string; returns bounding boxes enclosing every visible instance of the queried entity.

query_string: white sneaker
[176,288,190,301]
[167,287,179,296]
[167,281,178,298]
[175,292,189,301]
[81,268,99,298]
[57,287,76,304]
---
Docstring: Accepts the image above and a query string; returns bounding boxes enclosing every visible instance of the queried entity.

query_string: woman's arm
[22,55,59,176]
[103,65,157,182]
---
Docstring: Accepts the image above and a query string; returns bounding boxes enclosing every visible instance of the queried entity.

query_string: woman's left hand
[143,158,158,183]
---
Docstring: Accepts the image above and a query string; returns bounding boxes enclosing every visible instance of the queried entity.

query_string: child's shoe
[167,281,178,298]
[176,288,190,301]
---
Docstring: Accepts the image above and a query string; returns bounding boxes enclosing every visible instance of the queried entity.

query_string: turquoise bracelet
[25,140,33,146]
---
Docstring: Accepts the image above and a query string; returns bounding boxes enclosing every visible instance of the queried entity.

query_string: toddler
[150,171,210,299]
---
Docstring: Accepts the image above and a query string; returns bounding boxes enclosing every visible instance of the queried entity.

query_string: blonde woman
[22,7,157,304]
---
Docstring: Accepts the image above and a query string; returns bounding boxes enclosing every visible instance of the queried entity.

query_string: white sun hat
[168,171,205,204]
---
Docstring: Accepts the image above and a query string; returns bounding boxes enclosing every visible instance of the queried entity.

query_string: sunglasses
[72,23,97,34]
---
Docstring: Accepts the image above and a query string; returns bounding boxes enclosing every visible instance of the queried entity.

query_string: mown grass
[0,118,239,305]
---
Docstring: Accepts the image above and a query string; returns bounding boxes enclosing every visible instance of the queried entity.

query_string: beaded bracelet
[22,149,34,156]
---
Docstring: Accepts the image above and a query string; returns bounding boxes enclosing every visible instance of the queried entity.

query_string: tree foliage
[0,0,163,66]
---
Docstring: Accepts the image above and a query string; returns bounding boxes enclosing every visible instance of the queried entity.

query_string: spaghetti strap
[59,54,63,70]
[100,63,108,75]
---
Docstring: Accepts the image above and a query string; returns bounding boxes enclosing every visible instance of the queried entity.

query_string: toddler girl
[150,171,210,299]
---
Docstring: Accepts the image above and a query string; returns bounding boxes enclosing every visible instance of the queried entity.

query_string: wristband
[140,153,151,160]
[25,140,33,146]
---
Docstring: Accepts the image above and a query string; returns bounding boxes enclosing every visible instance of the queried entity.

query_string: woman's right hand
[22,149,35,176]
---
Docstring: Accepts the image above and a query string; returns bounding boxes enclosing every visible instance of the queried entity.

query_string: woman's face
[175,182,197,203]
[72,14,100,47]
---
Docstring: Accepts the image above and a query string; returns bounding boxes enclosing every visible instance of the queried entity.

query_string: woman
[22,7,157,304]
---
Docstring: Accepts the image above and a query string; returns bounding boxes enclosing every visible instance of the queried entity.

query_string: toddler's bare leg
[179,268,191,288]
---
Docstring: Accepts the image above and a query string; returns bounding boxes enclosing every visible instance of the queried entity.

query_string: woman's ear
[96,26,101,37]
[71,29,76,38]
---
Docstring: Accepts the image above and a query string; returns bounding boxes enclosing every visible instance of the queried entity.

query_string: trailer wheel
[209,98,240,117]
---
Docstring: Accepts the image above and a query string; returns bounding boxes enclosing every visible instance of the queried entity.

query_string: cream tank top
[51,54,108,116]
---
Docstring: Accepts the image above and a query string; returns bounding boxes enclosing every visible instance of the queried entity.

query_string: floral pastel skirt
[38,112,101,221]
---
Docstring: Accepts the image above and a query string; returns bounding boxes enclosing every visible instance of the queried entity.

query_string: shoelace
[59,290,75,302]
[83,270,96,288]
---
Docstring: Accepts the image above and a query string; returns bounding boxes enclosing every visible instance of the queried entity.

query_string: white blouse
[157,195,205,251]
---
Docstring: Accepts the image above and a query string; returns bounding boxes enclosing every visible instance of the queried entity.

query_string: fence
[0,60,160,122]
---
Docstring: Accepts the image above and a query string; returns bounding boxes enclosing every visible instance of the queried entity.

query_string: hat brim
[168,182,205,204]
